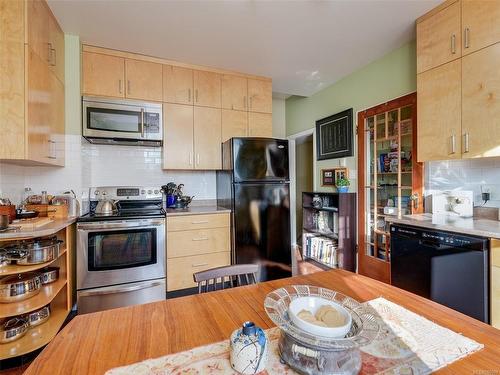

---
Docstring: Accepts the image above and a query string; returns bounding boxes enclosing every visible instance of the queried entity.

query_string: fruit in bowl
[288,296,352,338]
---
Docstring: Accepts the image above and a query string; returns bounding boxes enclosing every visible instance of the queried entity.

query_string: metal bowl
[0,317,29,343]
[27,305,51,327]
[0,272,42,303]
[1,237,63,265]
[38,267,59,285]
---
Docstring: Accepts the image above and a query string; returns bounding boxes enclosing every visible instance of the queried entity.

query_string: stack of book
[303,233,338,268]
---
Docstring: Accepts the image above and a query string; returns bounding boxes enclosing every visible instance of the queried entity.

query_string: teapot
[95,192,119,215]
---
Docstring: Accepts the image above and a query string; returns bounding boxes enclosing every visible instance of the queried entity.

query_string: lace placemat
[106,297,483,375]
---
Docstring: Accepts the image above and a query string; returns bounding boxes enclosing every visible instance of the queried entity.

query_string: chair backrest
[193,264,259,294]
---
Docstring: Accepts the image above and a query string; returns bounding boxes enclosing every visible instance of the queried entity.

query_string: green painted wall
[286,40,417,191]
[64,34,81,135]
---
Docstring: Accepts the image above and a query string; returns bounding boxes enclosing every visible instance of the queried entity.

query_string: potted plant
[336,178,350,193]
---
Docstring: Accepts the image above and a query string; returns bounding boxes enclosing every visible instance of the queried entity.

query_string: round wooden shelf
[0,278,67,318]
[0,246,67,277]
[0,305,69,359]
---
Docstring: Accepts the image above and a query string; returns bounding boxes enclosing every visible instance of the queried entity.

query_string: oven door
[77,218,165,290]
[82,97,162,141]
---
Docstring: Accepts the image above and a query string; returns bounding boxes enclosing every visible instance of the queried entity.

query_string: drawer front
[167,227,230,258]
[492,239,500,267]
[492,266,500,329]
[167,213,230,231]
[167,252,230,291]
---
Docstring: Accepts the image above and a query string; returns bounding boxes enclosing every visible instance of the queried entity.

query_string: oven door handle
[77,220,165,231]
[78,280,164,297]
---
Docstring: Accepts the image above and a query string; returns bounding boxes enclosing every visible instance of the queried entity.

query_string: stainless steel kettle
[95,192,119,215]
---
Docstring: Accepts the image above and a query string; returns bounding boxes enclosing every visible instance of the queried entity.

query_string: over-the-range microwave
[82,96,162,146]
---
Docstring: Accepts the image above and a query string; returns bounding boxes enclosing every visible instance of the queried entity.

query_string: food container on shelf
[0,272,42,303]
[38,267,59,285]
[1,237,63,265]
[0,317,29,343]
[0,204,16,223]
[27,305,51,327]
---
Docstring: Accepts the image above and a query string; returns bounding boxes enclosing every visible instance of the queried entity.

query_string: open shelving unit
[0,224,75,360]
[301,192,356,272]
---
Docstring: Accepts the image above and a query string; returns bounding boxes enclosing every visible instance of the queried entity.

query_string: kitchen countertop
[388,213,500,239]
[0,217,78,240]
[23,269,500,374]
[166,205,231,216]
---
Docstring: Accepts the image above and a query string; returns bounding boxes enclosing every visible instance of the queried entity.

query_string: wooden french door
[357,93,423,284]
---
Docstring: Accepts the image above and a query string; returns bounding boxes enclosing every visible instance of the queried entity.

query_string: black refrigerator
[217,137,291,282]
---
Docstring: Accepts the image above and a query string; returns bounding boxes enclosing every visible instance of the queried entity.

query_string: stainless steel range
[77,186,166,314]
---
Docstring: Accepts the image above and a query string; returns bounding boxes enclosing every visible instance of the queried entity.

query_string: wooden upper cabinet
[194,70,221,108]
[26,0,50,64]
[48,72,65,166]
[462,43,500,158]
[222,109,247,142]
[194,107,222,170]
[48,11,64,84]
[125,59,162,102]
[82,52,125,98]
[163,65,193,105]
[248,79,272,113]
[163,103,194,170]
[462,0,500,55]
[416,1,461,74]
[222,75,247,111]
[417,60,462,162]
[248,112,272,138]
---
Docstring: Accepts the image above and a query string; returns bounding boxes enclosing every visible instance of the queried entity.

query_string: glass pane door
[87,107,142,133]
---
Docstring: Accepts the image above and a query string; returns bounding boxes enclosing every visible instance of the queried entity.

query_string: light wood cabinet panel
[222,75,247,111]
[48,73,65,166]
[194,70,221,108]
[492,239,500,329]
[248,112,273,137]
[462,43,500,158]
[82,52,125,98]
[48,13,64,84]
[125,59,162,101]
[27,47,51,164]
[462,0,500,55]
[26,0,50,64]
[194,107,221,170]
[222,110,247,142]
[163,65,193,105]
[167,251,230,291]
[167,213,230,232]
[167,227,230,258]
[416,1,461,74]
[163,103,194,170]
[417,60,462,162]
[248,79,272,113]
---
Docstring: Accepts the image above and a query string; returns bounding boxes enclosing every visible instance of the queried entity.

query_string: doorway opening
[294,134,314,245]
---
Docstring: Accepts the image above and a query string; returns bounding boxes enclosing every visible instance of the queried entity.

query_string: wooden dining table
[25,269,500,374]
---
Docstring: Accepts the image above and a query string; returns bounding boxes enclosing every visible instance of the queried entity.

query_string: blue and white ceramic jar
[230,321,268,374]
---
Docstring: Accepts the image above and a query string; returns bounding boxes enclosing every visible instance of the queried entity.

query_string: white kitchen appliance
[431,190,474,218]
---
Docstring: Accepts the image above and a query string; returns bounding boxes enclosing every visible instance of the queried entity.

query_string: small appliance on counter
[77,186,166,314]
[431,190,474,218]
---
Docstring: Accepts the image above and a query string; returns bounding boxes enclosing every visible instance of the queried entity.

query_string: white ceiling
[47,0,439,97]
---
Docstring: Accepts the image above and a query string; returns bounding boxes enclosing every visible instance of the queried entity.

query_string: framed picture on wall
[316,108,353,160]
[321,167,349,186]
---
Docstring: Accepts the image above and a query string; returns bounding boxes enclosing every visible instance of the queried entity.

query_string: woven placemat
[106,297,483,375]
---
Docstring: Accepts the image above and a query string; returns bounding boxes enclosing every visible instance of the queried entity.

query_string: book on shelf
[303,233,338,268]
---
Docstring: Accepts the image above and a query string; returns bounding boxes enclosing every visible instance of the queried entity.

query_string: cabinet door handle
[140,108,145,138]
[196,153,200,166]
[463,133,470,153]
[195,89,199,103]
[47,43,52,63]
[192,262,209,267]
[189,152,193,166]
[192,237,209,241]
[451,34,456,54]
[191,220,209,224]
[127,80,131,95]
[52,48,56,66]
[464,27,470,49]
[119,80,123,94]
[450,134,456,154]
[188,88,191,103]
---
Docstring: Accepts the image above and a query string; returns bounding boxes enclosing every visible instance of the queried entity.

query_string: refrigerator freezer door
[231,138,289,182]
[233,183,291,281]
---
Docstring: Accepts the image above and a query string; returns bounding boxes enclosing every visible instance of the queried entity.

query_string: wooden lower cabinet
[248,112,273,137]
[492,239,500,329]
[417,59,462,162]
[166,213,231,292]
[462,43,500,158]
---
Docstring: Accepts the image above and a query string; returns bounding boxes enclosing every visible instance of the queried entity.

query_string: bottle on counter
[41,191,48,205]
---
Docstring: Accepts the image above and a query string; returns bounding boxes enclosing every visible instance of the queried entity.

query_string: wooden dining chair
[193,264,259,294]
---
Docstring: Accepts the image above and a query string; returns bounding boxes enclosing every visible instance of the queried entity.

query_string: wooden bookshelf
[301,192,356,272]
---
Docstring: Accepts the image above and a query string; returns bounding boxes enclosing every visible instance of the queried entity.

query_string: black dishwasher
[390,224,489,323]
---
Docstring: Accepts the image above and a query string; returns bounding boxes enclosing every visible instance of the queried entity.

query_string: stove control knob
[141,190,146,195]
[147,190,152,194]
[94,190,100,196]
[154,190,159,195]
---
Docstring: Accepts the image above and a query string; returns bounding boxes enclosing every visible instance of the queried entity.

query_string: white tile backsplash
[0,134,216,205]
[426,157,500,208]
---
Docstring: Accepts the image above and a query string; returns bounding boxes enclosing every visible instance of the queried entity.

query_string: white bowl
[288,296,352,338]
